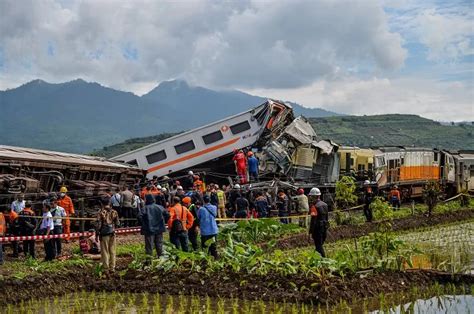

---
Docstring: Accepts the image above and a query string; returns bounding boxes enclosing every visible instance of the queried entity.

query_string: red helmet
[297,188,304,195]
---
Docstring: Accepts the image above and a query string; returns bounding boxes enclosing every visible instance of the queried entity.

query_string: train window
[230,120,251,135]
[146,150,167,164]
[175,140,196,154]
[202,130,223,145]
[434,153,438,162]
[127,159,138,166]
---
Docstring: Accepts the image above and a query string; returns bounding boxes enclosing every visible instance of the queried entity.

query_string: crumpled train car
[0,145,144,211]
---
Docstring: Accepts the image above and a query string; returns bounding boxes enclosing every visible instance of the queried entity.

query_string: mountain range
[0,79,338,153]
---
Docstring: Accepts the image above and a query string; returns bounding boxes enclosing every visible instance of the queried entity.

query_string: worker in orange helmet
[58,186,75,242]
[232,149,248,184]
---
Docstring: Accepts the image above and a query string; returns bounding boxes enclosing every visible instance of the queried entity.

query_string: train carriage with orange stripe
[112,100,293,179]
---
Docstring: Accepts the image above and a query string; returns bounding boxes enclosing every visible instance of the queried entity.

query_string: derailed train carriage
[0,145,144,214]
[113,100,340,194]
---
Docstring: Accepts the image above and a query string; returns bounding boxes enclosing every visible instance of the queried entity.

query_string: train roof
[0,145,142,171]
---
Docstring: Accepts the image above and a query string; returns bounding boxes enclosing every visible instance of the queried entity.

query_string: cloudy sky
[0,0,472,121]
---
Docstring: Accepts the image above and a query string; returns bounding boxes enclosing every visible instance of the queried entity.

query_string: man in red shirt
[232,149,248,184]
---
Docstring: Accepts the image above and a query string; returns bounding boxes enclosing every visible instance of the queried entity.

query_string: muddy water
[4,292,473,313]
[370,295,474,314]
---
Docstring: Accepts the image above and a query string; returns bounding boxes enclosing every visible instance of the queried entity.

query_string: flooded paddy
[4,290,473,313]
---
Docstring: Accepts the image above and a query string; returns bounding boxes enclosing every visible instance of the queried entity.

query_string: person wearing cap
[139,194,170,257]
[198,195,218,258]
[50,197,66,257]
[183,171,195,190]
[176,186,186,199]
[182,196,200,251]
[39,203,55,261]
[58,186,75,241]
[233,150,248,184]
[293,189,309,227]
[18,201,37,259]
[168,197,194,252]
[247,151,259,183]
[308,187,329,257]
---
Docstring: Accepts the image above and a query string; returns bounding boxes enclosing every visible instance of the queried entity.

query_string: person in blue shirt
[247,152,259,182]
[198,195,218,258]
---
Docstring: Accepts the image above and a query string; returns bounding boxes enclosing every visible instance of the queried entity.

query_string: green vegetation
[310,114,474,149]
[90,132,180,158]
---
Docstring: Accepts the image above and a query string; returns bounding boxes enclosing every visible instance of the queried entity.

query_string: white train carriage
[112,100,292,179]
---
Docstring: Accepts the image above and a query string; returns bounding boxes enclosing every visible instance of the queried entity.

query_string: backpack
[171,205,186,234]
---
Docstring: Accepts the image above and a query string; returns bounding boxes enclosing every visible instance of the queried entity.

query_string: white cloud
[416,8,473,61]
[246,77,474,122]
[0,0,406,91]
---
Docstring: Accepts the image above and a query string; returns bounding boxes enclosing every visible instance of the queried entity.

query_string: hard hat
[182,197,192,205]
[60,186,68,193]
[363,180,370,185]
[177,185,183,190]
[215,184,219,189]
[188,171,194,175]
[308,187,321,196]
[156,185,162,189]
[393,185,398,189]
[297,188,304,195]
[247,151,253,157]
[234,184,241,189]
[161,188,167,192]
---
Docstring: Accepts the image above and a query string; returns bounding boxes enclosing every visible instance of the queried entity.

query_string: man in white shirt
[50,197,66,257]
[40,204,55,261]
[11,194,25,213]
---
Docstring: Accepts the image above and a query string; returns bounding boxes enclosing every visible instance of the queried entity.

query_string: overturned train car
[0,145,144,212]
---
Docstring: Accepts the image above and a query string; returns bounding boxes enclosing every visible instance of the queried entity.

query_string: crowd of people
[0,169,332,268]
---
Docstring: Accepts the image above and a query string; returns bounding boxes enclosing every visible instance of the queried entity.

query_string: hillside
[92,114,474,158]
[0,79,338,153]
[310,115,474,149]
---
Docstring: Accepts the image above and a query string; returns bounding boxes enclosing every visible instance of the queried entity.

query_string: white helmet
[363,180,370,185]
[156,185,162,189]
[161,188,167,192]
[234,184,241,189]
[214,184,219,189]
[308,187,321,196]
[188,171,194,175]
[177,185,183,190]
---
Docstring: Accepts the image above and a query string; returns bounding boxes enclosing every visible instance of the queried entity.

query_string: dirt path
[1,264,472,306]
[273,208,474,250]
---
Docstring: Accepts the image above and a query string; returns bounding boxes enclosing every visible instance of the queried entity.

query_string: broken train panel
[258,116,340,186]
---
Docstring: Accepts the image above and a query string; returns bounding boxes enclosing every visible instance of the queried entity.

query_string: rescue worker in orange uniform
[168,197,194,252]
[232,149,248,184]
[193,175,205,193]
[58,186,75,241]
[0,210,6,264]
[8,208,20,258]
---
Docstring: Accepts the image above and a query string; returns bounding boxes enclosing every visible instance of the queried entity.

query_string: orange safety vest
[0,213,5,235]
[9,210,19,223]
